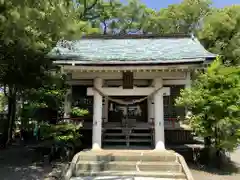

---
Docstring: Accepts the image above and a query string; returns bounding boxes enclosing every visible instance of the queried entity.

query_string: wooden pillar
[148,96,153,123]
[185,71,191,88]
[185,71,191,115]
[103,97,108,123]
[64,86,72,119]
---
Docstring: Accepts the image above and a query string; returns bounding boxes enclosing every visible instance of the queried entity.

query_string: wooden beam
[67,79,188,86]
[87,87,170,96]
[71,71,186,80]
[63,63,204,72]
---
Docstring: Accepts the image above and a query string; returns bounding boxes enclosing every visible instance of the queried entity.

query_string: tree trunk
[2,86,17,147]
[7,94,17,145]
[204,136,211,147]
[0,118,8,148]
[216,148,223,169]
[214,127,225,168]
[201,136,212,164]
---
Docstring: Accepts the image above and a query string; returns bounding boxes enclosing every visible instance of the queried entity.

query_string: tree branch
[80,0,99,20]
[86,0,99,12]
[128,29,142,34]
[103,20,107,34]
[3,84,8,97]
[85,14,101,20]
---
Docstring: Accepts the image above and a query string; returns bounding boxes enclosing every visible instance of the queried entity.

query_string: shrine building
[49,34,216,150]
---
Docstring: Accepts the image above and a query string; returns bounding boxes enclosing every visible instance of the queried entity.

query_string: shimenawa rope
[93,86,163,105]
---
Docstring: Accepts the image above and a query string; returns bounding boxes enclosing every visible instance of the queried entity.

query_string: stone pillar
[153,78,165,150]
[92,77,103,150]
[64,86,72,119]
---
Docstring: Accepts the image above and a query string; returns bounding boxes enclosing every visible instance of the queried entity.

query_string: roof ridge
[81,33,191,39]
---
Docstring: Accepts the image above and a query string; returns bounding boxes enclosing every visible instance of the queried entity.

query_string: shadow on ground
[175,146,240,177]
[188,160,239,176]
[0,146,64,180]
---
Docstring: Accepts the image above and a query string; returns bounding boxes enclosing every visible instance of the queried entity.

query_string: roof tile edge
[81,33,191,39]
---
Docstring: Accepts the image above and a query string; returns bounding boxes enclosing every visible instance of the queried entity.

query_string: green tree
[0,92,7,112]
[198,5,240,65]
[21,71,68,123]
[75,0,212,35]
[142,0,212,34]
[176,58,240,156]
[76,0,154,34]
[109,0,150,34]
[0,0,98,145]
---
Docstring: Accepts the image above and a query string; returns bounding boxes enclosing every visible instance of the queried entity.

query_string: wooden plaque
[122,72,133,89]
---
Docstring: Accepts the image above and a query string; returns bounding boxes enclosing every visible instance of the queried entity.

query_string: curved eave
[52,57,216,66]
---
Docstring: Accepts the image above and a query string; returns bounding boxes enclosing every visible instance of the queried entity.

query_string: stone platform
[64,149,194,180]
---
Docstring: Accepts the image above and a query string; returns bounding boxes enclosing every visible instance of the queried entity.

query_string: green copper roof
[49,35,216,64]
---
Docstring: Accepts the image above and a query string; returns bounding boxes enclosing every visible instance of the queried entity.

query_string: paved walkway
[71,177,181,180]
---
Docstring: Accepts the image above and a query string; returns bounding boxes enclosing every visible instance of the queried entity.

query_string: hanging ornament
[122,107,127,116]
[109,103,113,111]
[136,105,142,116]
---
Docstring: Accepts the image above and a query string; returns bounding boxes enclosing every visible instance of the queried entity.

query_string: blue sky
[140,0,240,9]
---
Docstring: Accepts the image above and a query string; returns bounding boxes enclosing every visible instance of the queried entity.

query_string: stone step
[73,171,186,179]
[71,177,186,180]
[77,152,177,162]
[75,161,182,172]
[104,133,152,137]
[103,139,151,143]
[104,128,150,130]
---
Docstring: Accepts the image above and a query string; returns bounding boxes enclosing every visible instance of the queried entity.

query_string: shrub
[70,107,89,117]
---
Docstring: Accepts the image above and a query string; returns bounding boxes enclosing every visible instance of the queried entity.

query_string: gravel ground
[0,146,239,180]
